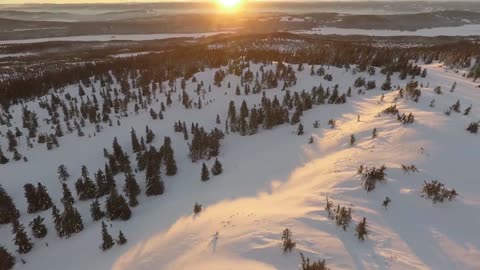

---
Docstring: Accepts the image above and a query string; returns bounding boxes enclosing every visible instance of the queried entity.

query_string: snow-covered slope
[1,61,479,270]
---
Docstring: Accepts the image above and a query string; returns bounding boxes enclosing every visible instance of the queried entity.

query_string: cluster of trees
[225,83,349,138]
[189,126,224,162]
[200,158,223,181]
[99,221,127,251]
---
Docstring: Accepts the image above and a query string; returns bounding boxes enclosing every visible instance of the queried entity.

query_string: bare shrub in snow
[299,253,330,270]
[421,180,458,203]
[466,122,479,134]
[281,228,296,253]
[361,165,387,192]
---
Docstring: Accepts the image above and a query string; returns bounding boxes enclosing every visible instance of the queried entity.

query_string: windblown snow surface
[1,61,479,270]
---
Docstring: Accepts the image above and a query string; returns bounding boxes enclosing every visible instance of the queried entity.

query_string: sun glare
[217,0,242,11]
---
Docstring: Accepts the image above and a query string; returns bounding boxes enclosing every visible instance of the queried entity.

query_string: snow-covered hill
[1,60,479,270]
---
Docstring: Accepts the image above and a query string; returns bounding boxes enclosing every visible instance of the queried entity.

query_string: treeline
[1,37,479,107]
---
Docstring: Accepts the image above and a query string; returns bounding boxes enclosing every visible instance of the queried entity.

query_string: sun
[217,0,242,11]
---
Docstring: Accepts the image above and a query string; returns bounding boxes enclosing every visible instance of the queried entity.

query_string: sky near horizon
[0,0,469,5]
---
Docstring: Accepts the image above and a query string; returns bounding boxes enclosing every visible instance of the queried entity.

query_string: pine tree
[161,137,177,176]
[146,126,155,144]
[112,137,125,163]
[12,149,22,161]
[58,164,70,181]
[12,220,33,254]
[95,169,109,197]
[0,146,9,164]
[131,128,140,153]
[183,122,189,140]
[99,221,115,251]
[201,163,210,181]
[24,183,39,214]
[0,185,20,224]
[104,164,116,191]
[145,160,164,196]
[105,188,132,221]
[30,216,47,238]
[450,81,456,92]
[240,100,249,119]
[356,217,368,241]
[0,246,15,270]
[51,205,63,237]
[117,230,127,245]
[62,202,84,238]
[228,100,236,124]
[90,199,105,221]
[211,159,223,176]
[249,108,258,135]
[36,183,53,211]
[123,173,140,207]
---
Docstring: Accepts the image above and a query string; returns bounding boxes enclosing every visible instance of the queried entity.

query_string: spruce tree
[201,163,210,181]
[112,137,125,163]
[211,159,223,176]
[0,185,20,224]
[57,164,70,181]
[99,221,114,251]
[146,126,155,144]
[183,122,189,140]
[105,188,132,221]
[36,183,53,211]
[145,160,164,196]
[123,173,140,207]
[104,164,116,191]
[117,230,127,245]
[30,216,47,238]
[24,183,39,214]
[90,199,105,221]
[76,165,97,200]
[62,202,84,238]
[0,246,15,270]
[61,183,75,205]
[131,128,140,153]
[240,100,249,119]
[12,220,33,254]
[51,205,63,237]
[95,169,109,197]
[161,137,177,176]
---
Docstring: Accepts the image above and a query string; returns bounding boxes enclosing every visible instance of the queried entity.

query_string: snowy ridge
[113,64,480,270]
[1,61,479,270]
